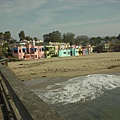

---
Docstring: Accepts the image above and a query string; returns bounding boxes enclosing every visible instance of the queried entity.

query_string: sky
[0,0,120,40]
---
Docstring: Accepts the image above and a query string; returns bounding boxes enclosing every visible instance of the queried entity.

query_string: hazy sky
[0,0,120,40]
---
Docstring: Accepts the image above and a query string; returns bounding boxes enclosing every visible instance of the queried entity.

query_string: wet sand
[8,52,120,89]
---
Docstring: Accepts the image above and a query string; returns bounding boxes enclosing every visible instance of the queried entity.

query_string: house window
[35,55,37,58]
[23,49,25,53]
[14,50,18,53]
[19,49,21,53]
[27,48,29,54]
[31,50,34,54]
[63,52,66,54]
[42,48,45,51]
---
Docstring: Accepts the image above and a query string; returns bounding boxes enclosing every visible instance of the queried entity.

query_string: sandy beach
[8,52,120,88]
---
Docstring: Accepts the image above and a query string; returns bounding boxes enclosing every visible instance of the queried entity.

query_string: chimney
[33,39,35,46]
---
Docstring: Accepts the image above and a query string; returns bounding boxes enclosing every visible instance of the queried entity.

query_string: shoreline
[23,72,120,90]
[8,52,120,88]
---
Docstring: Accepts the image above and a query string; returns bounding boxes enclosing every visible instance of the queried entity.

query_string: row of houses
[10,41,93,60]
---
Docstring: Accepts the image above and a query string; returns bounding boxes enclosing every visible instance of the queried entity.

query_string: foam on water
[34,74,120,105]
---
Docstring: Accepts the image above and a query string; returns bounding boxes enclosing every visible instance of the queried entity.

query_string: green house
[69,48,79,56]
[58,49,71,57]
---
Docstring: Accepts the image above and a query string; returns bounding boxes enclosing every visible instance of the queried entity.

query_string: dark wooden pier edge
[0,59,66,120]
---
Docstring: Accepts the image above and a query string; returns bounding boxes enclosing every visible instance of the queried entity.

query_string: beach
[8,52,120,120]
[8,52,120,79]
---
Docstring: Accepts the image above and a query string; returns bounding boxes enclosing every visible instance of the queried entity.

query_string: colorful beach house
[12,43,44,60]
[69,47,79,56]
[82,47,88,55]
[58,49,71,57]
[87,45,93,54]
[44,46,56,58]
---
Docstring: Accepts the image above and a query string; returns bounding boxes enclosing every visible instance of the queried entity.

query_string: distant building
[11,41,93,60]
[12,43,44,60]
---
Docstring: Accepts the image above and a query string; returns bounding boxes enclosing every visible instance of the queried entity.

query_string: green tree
[25,36,33,41]
[9,39,16,44]
[111,36,116,40]
[117,34,120,40]
[0,47,3,56]
[75,35,89,46]
[2,42,10,57]
[34,37,38,41]
[94,44,104,53]
[43,31,62,42]
[18,31,25,41]
[104,36,113,43]
[4,31,11,42]
[0,32,4,40]
[2,42,9,48]
[90,36,101,46]
[62,32,75,45]
[90,37,95,46]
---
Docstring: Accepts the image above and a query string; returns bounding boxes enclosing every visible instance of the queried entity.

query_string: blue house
[58,49,71,57]
[74,48,79,56]
[69,48,79,56]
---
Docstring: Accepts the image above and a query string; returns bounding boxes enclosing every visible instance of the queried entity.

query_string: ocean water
[33,74,120,120]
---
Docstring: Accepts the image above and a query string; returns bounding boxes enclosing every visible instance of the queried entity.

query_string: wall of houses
[11,42,93,60]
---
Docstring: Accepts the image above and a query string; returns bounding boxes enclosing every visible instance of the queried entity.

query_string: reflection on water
[33,74,120,120]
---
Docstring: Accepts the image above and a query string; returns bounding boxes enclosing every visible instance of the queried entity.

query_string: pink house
[12,43,44,60]
[82,48,88,56]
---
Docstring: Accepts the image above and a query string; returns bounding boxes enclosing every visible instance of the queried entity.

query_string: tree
[25,36,33,41]
[90,37,95,46]
[9,39,16,44]
[18,31,25,41]
[2,42,9,57]
[90,36,101,46]
[43,34,49,42]
[93,44,104,53]
[0,32,4,40]
[0,47,3,56]
[62,32,75,45]
[4,31,11,42]
[43,31,62,42]
[104,36,110,43]
[2,42,9,48]
[34,37,38,41]
[75,35,89,46]
[117,34,120,40]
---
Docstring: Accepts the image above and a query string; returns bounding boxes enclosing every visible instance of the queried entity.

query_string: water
[33,74,120,120]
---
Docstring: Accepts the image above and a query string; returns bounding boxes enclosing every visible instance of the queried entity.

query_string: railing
[0,58,65,120]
